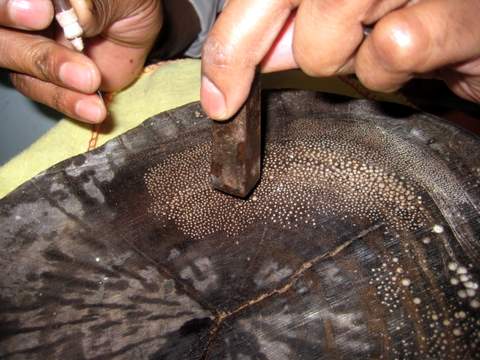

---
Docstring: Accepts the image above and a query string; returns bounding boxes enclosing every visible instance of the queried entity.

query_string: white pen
[53,0,84,52]
[54,0,103,100]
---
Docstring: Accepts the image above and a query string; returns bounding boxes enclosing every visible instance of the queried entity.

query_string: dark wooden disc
[1,91,479,359]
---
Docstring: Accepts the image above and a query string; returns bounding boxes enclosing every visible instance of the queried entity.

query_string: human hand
[201,0,480,120]
[2,0,162,123]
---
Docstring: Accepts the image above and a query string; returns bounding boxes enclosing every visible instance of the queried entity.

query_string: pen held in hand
[53,0,104,101]
[53,0,84,52]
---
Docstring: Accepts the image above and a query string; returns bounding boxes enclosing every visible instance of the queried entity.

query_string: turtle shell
[1,91,479,359]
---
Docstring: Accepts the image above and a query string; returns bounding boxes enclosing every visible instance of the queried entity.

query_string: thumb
[201,0,298,120]
[69,0,162,92]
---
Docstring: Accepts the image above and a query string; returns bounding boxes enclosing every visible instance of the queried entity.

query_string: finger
[0,0,53,30]
[363,0,415,24]
[261,0,412,75]
[0,28,101,93]
[85,37,152,92]
[71,0,162,92]
[260,12,298,73]
[441,58,480,103]
[201,0,300,120]
[293,0,368,77]
[11,72,107,123]
[70,0,162,44]
[356,0,480,92]
[71,0,152,38]
[70,0,95,31]
[55,31,146,92]
[293,0,412,78]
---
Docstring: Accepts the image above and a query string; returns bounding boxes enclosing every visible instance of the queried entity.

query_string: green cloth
[0,59,201,198]
[0,59,407,198]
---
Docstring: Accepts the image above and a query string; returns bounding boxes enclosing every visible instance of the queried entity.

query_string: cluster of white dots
[144,131,427,239]
[286,117,465,205]
[447,261,480,310]
[370,255,413,313]
[416,304,480,359]
[142,114,478,358]
[372,255,479,359]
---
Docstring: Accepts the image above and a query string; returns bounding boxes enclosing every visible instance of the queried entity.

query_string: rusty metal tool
[210,77,261,198]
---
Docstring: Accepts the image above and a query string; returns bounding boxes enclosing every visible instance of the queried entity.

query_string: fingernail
[201,75,227,119]
[59,62,95,92]
[9,0,52,29]
[75,99,104,123]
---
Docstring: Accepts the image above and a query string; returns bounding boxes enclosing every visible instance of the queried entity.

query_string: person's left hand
[3,0,162,123]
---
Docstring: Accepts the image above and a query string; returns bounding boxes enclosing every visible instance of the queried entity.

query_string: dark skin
[0,0,162,123]
[201,0,480,120]
[0,0,478,124]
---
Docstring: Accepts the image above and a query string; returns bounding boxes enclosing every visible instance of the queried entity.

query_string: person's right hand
[201,0,480,121]
[1,0,162,124]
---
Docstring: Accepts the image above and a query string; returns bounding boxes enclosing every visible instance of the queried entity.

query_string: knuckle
[27,41,59,81]
[89,0,113,32]
[10,72,28,93]
[294,47,320,77]
[10,70,71,113]
[50,86,67,111]
[293,40,343,77]
[355,68,391,93]
[371,13,429,73]
[202,36,240,70]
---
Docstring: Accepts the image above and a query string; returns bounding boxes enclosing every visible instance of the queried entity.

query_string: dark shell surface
[1,91,480,359]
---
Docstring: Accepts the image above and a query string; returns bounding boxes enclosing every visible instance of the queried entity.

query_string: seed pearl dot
[448,262,458,271]
[144,120,428,239]
[470,300,480,309]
